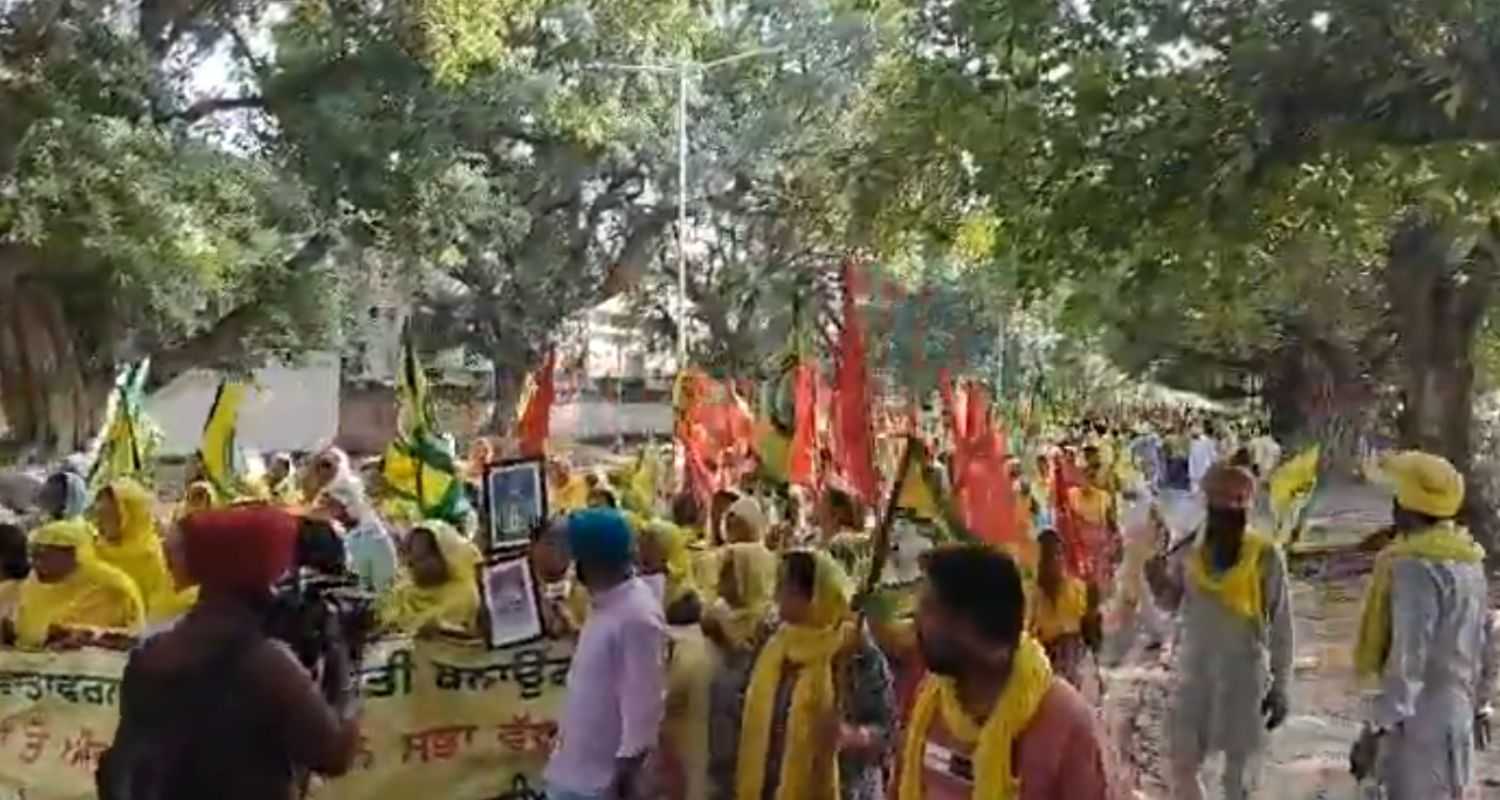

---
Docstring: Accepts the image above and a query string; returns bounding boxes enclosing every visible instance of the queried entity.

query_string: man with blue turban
[546,509,667,800]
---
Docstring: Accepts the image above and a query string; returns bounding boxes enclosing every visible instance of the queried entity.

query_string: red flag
[835,260,879,503]
[948,384,1017,547]
[788,363,818,488]
[517,350,555,457]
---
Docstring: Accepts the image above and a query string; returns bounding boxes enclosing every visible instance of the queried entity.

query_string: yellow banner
[0,636,578,800]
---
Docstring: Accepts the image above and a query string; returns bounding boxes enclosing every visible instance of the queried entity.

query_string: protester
[0,523,29,621]
[12,518,144,649]
[1147,463,1292,800]
[705,542,781,798]
[1030,530,1102,700]
[92,479,175,623]
[97,506,360,800]
[1349,451,1494,799]
[545,509,667,800]
[36,470,89,522]
[730,550,893,800]
[637,519,703,624]
[900,544,1112,798]
[1067,450,1119,588]
[178,480,218,520]
[531,518,590,638]
[305,447,353,502]
[265,453,300,506]
[722,495,768,544]
[1187,425,1218,494]
[377,519,482,637]
[319,477,398,594]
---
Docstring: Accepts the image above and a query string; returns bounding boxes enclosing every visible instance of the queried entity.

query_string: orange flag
[516,350,555,457]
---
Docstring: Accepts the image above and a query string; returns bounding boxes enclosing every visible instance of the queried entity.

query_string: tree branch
[150,232,335,385]
[163,95,267,123]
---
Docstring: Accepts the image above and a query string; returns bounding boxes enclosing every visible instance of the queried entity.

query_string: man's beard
[917,627,966,677]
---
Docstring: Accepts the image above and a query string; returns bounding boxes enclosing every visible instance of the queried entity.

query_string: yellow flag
[198,381,247,499]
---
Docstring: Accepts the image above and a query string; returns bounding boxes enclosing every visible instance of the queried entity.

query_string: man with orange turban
[1147,463,1293,800]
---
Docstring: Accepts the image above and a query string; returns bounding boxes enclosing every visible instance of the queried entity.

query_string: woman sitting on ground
[377,520,482,637]
[11,518,144,649]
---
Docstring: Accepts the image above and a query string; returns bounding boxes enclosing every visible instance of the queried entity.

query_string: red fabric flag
[835,260,879,503]
[948,384,1017,547]
[517,349,555,457]
[788,363,818,488]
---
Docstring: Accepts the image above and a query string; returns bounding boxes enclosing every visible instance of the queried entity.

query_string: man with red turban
[99,506,362,800]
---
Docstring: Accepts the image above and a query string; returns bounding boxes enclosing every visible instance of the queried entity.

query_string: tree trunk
[489,358,524,437]
[1386,216,1498,550]
[0,281,113,458]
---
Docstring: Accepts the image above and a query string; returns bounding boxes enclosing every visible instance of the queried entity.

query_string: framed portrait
[477,551,545,650]
[484,456,548,551]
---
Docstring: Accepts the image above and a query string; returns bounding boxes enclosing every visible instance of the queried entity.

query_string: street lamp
[590,45,786,364]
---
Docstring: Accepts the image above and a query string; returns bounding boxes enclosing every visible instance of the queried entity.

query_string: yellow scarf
[1031,576,1087,644]
[898,635,1054,800]
[1355,522,1484,679]
[1185,530,1272,621]
[93,480,174,623]
[713,542,779,652]
[17,519,145,648]
[378,521,482,636]
[735,551,852,800]
[640,521,697,608]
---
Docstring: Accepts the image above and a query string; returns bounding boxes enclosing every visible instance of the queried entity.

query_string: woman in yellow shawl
[1029,530,1102,702]
[638,520,703,624]
[378,520,482,637]
[92,479,178,623]
[12,519,144,649]
[705,541,781,797]
[732,550,894,800]
[176,481,218,521]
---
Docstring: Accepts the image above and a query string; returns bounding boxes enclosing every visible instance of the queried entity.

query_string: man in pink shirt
[902,544,1114,800]
[544,509,668,800]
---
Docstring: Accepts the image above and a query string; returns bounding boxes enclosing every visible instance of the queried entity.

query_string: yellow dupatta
[735,550,852,800]
[93,479,174,622]
[378,521,482,636]
[897,635,1054,800]
[17,519,145,648]
[1355,521,1484,679]
[1185,530,1272,622]
[1030,576,1087,644]
[640,521,697,608]
[711,542,779,651]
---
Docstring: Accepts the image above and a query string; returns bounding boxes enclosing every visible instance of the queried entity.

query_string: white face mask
[642,572,666,603]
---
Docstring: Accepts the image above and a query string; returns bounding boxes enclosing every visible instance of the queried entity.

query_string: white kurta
[1188,437,1219,490]
[1370,556,1493,800]
[1168,539,1294,800]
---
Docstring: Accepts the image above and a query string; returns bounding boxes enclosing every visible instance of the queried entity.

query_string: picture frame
[477,550,546,650]
[484,456,548,551]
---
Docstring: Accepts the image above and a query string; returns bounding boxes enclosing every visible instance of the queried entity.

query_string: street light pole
[589,45,785,365]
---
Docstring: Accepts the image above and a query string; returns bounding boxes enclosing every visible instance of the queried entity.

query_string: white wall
[146,352,342,456]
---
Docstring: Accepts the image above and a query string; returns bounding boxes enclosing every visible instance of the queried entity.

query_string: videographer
[98,506,360,800]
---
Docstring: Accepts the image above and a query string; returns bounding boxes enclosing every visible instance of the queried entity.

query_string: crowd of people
[0,411,1493,800]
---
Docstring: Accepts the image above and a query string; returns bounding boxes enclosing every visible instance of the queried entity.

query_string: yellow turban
[1383,451,1464,518]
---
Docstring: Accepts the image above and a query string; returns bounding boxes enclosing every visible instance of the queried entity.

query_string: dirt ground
[1103,482,1500,799]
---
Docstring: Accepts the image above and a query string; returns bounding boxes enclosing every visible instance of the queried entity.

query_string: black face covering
[1205,507,1247,538]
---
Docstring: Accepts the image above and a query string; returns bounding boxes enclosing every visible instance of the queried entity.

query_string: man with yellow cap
[1146,463,1293,800]
[1349,451,1494,800]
